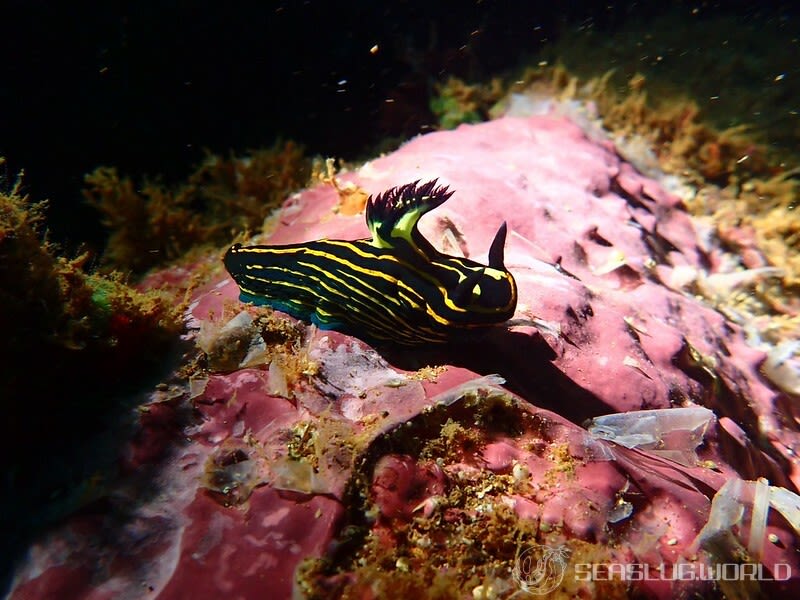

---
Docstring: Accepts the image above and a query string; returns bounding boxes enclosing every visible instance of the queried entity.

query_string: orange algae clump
[84,141,309,274]
[311,157,370,216]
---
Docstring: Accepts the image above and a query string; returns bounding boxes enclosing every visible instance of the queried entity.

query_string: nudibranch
[223,179,517,346]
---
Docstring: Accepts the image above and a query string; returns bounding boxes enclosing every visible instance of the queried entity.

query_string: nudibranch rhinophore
[223,179,517,346]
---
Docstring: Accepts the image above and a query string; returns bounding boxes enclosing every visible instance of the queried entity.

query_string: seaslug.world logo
[512,544,571,595]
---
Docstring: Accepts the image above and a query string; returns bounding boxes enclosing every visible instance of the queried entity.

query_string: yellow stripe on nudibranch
[223,179,518,346]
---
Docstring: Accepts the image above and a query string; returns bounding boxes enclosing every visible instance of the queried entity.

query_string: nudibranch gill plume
[223,179,517,346]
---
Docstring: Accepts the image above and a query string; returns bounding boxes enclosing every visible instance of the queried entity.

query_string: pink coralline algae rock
[10,116,800,599]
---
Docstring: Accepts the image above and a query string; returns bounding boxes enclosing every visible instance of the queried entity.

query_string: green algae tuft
[0,166,184,472]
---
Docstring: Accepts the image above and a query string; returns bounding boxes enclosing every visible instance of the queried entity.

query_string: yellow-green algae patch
[430,77,505,130]
[296,387,626,599]
[0,164,184,460]
[84,141,309,274]
[535,9,799,164]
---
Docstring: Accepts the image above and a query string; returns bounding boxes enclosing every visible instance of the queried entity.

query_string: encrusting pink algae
[8,107,800,598]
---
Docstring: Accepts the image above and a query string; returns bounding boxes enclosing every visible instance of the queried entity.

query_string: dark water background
[2,1,796,255]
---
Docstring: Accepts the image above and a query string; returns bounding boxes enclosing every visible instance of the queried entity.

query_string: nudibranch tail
[223,180,518,347]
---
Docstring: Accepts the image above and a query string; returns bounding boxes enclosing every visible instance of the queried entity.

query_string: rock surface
[10,116,800,598]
